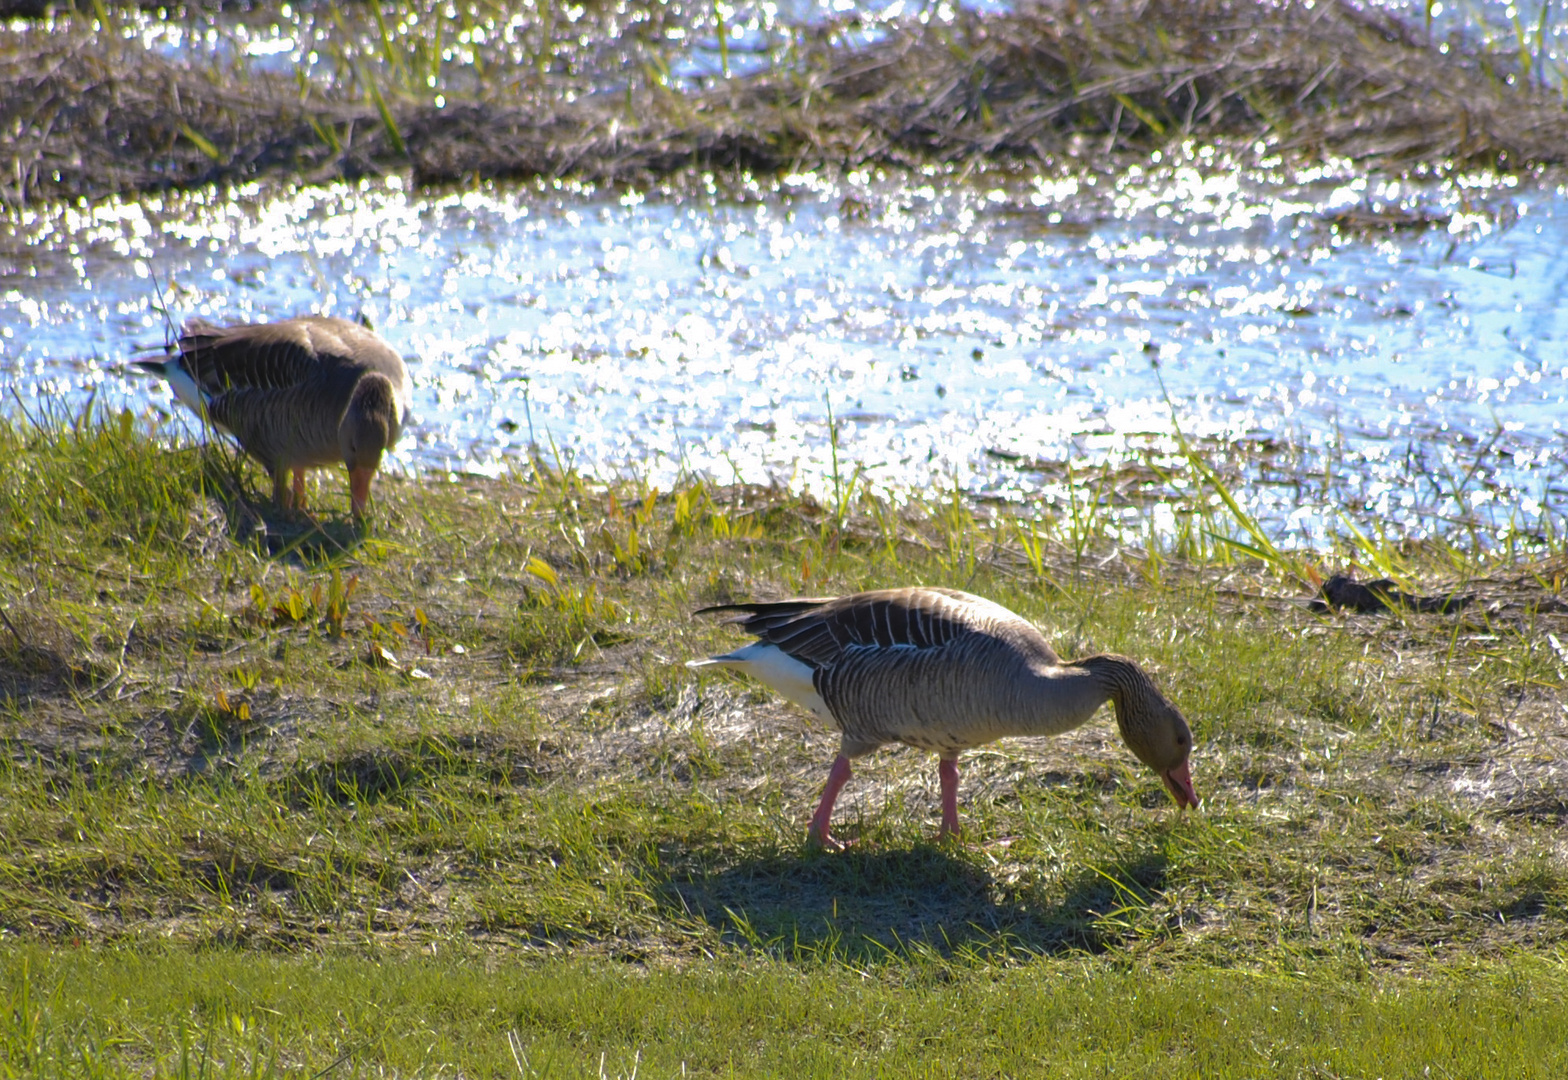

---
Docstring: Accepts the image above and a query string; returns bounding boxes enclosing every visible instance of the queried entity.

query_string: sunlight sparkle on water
[2,150,1565,547]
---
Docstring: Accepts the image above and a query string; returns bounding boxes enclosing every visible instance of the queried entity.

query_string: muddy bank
[5,0,1568,207]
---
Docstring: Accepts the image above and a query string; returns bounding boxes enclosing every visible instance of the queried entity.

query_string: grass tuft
[0,406,1564,1072]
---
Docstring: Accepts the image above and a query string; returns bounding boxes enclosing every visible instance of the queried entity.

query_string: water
[3,144,1564,548]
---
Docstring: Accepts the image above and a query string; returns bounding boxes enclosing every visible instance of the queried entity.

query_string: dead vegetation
[4,0,1568,208]
[1,409,1565,966]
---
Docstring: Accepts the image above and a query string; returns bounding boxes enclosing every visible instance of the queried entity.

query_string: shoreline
[5,0,1568,208]
[1,412,1564,954]
[0,406,1564,1072]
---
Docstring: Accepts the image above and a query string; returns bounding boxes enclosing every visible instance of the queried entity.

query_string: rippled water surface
[3,153,1566,544]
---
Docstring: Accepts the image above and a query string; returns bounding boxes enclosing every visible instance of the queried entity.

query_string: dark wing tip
[692,597,827,612]
[690,598,838,623]
[179,316,227,337]
[691,603,754,618]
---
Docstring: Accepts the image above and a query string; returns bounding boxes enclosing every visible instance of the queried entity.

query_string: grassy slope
[1,412,1565,1076]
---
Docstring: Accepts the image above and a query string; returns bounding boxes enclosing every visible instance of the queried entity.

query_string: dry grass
[1,409,1566,1073]
[1,410,1565,971]
[4,0,1568,208]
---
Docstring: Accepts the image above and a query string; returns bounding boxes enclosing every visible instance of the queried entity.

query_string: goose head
[1123,694,1199,810]
[340,373,402,517]
[1080,654,1200,809]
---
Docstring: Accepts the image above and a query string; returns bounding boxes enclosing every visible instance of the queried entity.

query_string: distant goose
[690,587,1199,848]
[133,315,412,519]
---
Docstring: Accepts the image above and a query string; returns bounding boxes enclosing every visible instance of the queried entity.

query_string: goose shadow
[193,454,369,561]
[250,512,367,562]
[652,843,1173,962]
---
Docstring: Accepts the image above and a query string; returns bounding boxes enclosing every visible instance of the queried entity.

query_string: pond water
[3,148,1564,548]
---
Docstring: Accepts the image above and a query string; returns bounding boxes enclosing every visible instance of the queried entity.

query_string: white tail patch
[140,361,232,435]
[687,643,833,723]
[158,362,207,416]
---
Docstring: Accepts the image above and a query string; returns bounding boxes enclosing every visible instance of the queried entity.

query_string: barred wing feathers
[694,587,1040,671]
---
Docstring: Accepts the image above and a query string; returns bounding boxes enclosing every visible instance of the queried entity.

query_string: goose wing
[174,317,409,415]
[168,316,343,396]
[695,587,995,670]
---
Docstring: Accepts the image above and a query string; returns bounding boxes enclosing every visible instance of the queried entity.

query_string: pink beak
[349,466,375,519]
[1162,761,1200,809]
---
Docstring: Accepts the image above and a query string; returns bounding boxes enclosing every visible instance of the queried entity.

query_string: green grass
[4,947,1568,1078]
[1,408,1566,1075]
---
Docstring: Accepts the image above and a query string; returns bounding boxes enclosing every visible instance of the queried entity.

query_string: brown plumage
[133,315,412,519]
[689,587,1199,847]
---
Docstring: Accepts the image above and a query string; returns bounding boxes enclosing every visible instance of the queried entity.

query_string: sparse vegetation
[4,2,1568,1071]
[5,0,1568,207]
[1,406,1564,1074]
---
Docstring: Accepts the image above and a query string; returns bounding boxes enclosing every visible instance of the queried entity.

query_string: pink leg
[292,469,308,511]
[938,757,962,839]
[348,466,375,520]
[807,755,853,849]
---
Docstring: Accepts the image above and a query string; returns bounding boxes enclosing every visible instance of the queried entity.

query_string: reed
[4,0,1568,207]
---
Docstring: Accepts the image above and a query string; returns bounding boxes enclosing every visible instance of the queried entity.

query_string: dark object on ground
[1311,575,1474,614]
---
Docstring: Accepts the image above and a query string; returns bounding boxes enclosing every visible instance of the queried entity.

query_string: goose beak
[1162,762,1200,809]
[349,466,375,519]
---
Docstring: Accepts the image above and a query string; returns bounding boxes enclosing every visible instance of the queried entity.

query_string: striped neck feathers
[1070,653,1191,771]
[340,373,400,468]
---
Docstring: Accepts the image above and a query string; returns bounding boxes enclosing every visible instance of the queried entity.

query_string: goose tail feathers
[127,356,209,418]
[694,599,833,619]
[685,642,832,721]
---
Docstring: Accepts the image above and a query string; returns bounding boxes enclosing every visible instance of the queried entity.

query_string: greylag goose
[689,587,1199,848]
[133,315,412,519]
